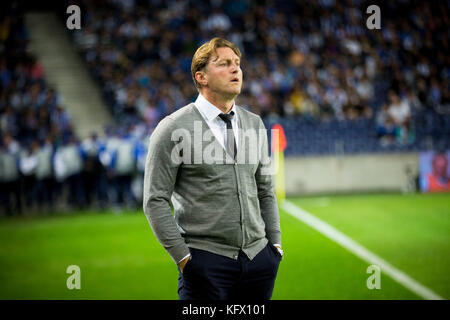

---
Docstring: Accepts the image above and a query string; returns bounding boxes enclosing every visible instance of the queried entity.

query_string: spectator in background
[422,153,450,192]
[0,106,18,137]
[0,134,21,216]
[54,135,86,210]
[82,132,108,209]
[285,84,319,120]
[110,128,138,209]
[52,105,72,133]
[35,135,54,212]
[0,58,12,87]
[19,139,39,210]
[133,131,149,206]
[100,126,121,206]
[376,104,396,147]
[387,91,413,145]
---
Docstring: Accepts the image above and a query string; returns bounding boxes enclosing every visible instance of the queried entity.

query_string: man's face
[202,47,243,99]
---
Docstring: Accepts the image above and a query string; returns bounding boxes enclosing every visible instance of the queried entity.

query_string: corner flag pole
[271,123,287,202]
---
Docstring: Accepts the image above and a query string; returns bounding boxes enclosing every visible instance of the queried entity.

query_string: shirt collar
[195,93,237,122]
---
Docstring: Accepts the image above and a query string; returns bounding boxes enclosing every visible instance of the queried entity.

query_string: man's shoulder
[236,105,264,126]
[152,103,196,131]
[166,103,197,122]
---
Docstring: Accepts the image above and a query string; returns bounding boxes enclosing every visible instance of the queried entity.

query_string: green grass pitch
[0,193,448,299]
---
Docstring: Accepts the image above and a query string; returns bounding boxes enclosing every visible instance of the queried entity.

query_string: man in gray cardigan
[143,37,283,300]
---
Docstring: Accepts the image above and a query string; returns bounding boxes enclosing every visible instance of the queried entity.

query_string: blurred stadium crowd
[69,0,449,153]
[1,0,449,215]
[1,3,148,215]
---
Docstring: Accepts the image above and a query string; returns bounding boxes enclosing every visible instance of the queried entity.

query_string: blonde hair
[191,37,242,90]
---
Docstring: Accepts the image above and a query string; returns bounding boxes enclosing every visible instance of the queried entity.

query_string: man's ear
[195,70,208,87]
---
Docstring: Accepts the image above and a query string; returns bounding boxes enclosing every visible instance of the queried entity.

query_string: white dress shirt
[194,93,239,151]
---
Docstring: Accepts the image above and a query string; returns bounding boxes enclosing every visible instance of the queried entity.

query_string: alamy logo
[66,5,81,30]
[66,265,81,290]
[366,5,381,30]
[366,265,381,289]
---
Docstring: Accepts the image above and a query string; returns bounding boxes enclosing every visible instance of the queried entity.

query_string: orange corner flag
[271,124,287,153]
[271,123,286,201]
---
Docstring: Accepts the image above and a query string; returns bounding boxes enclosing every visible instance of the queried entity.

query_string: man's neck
[201,91,235,114]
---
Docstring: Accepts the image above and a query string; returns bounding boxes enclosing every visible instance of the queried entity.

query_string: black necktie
[218,111,237,160]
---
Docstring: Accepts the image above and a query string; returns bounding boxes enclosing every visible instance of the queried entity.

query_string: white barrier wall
[284,153,419,195]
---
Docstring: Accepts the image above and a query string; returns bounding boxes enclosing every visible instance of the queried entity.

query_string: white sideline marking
[281,200,444,300]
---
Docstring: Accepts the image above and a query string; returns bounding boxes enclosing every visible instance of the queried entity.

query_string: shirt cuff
[273,243,281,248]
[177,253,191,264]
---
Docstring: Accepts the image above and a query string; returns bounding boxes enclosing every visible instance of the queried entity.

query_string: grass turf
[0,193,448,299]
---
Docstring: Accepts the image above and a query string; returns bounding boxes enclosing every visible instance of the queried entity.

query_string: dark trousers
[178,243,281,300]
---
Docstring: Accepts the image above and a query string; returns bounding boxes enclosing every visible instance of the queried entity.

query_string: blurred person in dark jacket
[0,133,21,216]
